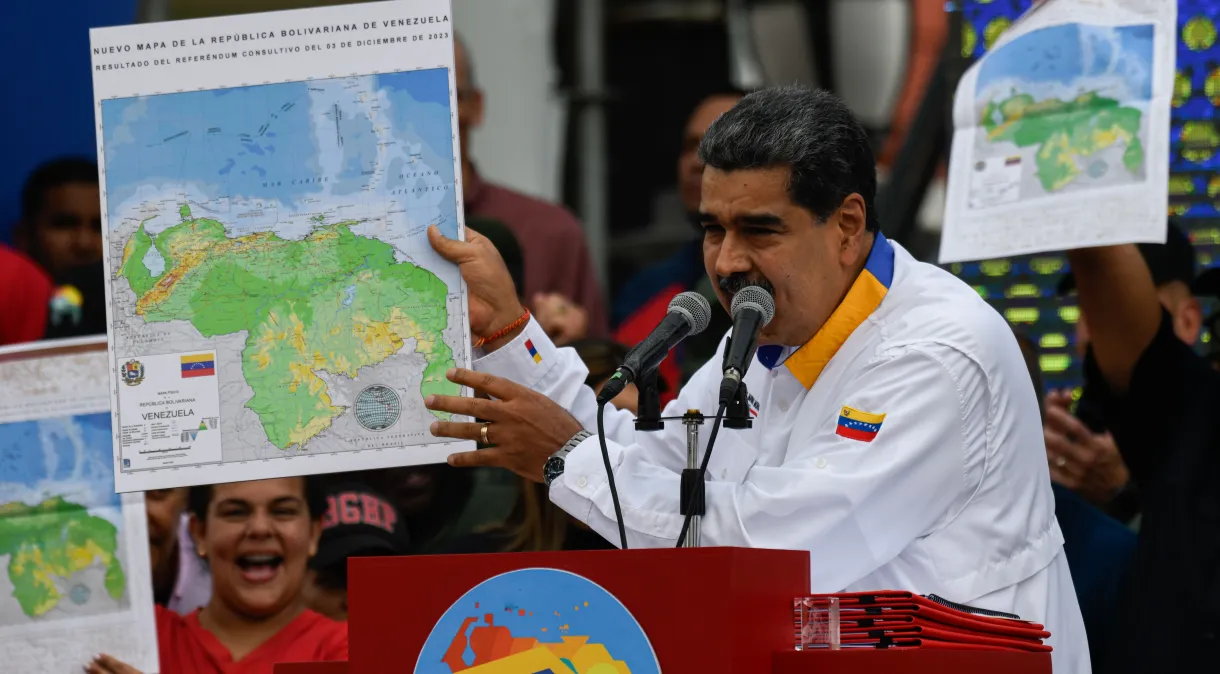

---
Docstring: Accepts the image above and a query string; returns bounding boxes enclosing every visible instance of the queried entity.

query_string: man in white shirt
[423,85,1088,671]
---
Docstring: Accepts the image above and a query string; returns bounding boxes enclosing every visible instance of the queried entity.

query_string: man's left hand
[425,368,585,482]
[1043,390,1130,505]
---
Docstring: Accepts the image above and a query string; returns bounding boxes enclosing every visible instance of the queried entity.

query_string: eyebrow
[739,213,783,227]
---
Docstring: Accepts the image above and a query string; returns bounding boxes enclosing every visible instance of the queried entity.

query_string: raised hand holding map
[940,0,1176,263]
[0,338,158,672]
[90,0,474,491]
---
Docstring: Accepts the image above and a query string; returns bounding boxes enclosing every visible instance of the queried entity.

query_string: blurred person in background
[1065,230,1220,674]
[303,482,410,621]
[1047,219,1202,524]
[147,487,211,614]
[0,244,53,345]
[89,477,346,674]
[613,92,744,394]
[14,156,103,280]
[455,35,607,338]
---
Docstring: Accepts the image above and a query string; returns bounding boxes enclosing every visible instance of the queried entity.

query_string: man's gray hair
[698,85,879,232]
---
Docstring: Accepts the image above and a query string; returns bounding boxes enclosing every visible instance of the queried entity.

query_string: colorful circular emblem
[415,568,660,674]
[121,359,145,386]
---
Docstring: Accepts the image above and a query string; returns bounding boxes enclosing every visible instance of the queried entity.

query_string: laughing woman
[88,477,348,674]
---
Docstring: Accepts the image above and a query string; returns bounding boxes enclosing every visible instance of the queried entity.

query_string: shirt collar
[757,232,896,388]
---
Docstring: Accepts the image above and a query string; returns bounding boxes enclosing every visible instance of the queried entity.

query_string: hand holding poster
[939,0,1177,263]
[89,0,474,492]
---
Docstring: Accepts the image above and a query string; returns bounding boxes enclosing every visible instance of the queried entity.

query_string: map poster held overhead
[90,0,475,492]
[0,338,159,672]
[939,0,1177,264]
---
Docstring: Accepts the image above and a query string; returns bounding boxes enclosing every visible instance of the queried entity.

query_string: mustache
[717,274,775,298]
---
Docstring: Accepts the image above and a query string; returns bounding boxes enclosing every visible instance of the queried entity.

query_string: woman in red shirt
[88,477,348,674]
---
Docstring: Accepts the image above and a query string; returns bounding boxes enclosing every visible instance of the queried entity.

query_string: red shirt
[0,245,52,345]
[464,166,609,337]
[156,605,348,674]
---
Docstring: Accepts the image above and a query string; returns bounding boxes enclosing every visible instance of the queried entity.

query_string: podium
[276,547,1051,673]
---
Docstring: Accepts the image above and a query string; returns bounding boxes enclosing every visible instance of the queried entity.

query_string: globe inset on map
[354,386,401,431]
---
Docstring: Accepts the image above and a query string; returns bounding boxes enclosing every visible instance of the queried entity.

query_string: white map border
[89,0,475,492]
[0,337,159,673]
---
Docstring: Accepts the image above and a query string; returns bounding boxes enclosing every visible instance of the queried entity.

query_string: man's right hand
[428,225,526,351]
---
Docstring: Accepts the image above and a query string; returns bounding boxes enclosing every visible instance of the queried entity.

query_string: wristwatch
[544,430,592,486]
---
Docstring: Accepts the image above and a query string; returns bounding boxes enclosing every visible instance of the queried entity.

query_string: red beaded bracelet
[473,309,531,348]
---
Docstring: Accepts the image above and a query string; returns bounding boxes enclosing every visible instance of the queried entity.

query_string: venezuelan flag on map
[180,353,215,378]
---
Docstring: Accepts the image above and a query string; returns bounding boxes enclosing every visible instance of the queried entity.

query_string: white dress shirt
[474,235,1088,672]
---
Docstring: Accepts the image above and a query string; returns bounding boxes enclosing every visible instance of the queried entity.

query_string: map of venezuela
[101,67,468,463]
[118,206,458,449]
[973,22,1153,196]
[0,412,130,626]
[0,497,124,618]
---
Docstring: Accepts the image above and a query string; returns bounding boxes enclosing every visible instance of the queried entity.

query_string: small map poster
[89,0,474,492]
[0,338,158,672]
[940,0,1177,263]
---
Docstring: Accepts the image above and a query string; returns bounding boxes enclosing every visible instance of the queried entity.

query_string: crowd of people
[1,31,1216,674]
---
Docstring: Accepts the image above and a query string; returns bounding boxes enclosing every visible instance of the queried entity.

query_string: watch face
[543,456,565,485]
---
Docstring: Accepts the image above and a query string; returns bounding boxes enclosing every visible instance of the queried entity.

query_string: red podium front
[346,547,809,673]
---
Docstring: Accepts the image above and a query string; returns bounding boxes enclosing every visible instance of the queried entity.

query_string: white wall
[453,0,566,203]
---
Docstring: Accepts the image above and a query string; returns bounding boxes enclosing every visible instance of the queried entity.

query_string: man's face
[678,95,742,214]
[191,478,320,619]
[21,182,102,278]
[700,166,870,346]
[145,488,188,581]
[454,42,484,159]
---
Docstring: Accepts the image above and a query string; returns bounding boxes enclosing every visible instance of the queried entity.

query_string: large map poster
[90,0,474,491]
[940,0,1177,263]
[0,338,158,672]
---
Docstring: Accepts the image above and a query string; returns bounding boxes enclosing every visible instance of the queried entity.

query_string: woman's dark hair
[188,476,329,523]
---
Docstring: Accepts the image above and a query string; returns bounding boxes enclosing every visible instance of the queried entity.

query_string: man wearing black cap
[1064,220,1220,674]
[304,482,410,621]
[1046,220,1203,519]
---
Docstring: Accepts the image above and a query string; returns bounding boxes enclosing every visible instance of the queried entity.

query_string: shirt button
[815,457,828,469]
[577,476,588,488]
[778,400,789,413]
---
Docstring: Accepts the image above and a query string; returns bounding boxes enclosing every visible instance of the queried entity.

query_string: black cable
[675,402,728,548]
[596,400,629,550]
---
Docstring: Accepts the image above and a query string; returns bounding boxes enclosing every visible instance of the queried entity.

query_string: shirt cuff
[472,317,558,389]
[555,434,615,499]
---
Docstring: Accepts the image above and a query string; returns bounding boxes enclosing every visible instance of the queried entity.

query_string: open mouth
[236,554,284,583]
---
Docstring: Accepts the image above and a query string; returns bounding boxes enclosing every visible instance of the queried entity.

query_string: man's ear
[1173,295,1204,344]
[188,513,207,559]
[835,193,869,260]
[13,219,32,253]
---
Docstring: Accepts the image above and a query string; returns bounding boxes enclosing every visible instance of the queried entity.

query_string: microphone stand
[680,409,705,547]
[634,368,664,432]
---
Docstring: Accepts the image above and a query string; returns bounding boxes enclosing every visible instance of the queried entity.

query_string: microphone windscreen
[730,286,776,326]
[668,291,712,335]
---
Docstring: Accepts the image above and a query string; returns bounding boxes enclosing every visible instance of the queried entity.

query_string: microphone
[596,291,712,405]
[718,286,776,405]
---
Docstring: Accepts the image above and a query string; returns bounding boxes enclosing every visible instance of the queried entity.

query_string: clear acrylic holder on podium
[793,596,841,650]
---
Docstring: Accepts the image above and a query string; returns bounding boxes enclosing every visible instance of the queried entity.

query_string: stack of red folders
[794,591,1052,652]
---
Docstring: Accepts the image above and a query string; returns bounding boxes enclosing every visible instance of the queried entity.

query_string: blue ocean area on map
[100,67,457,239]
[976,23,1154,100]
[0,413,119,509]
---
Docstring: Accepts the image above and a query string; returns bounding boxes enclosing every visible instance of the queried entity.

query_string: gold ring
[480,423,490,445]
[1055,456,1067,468]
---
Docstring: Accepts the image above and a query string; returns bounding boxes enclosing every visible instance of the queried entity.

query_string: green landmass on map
[0,497,125,618]
[980,91,1144,192]
[118,206,458,449]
